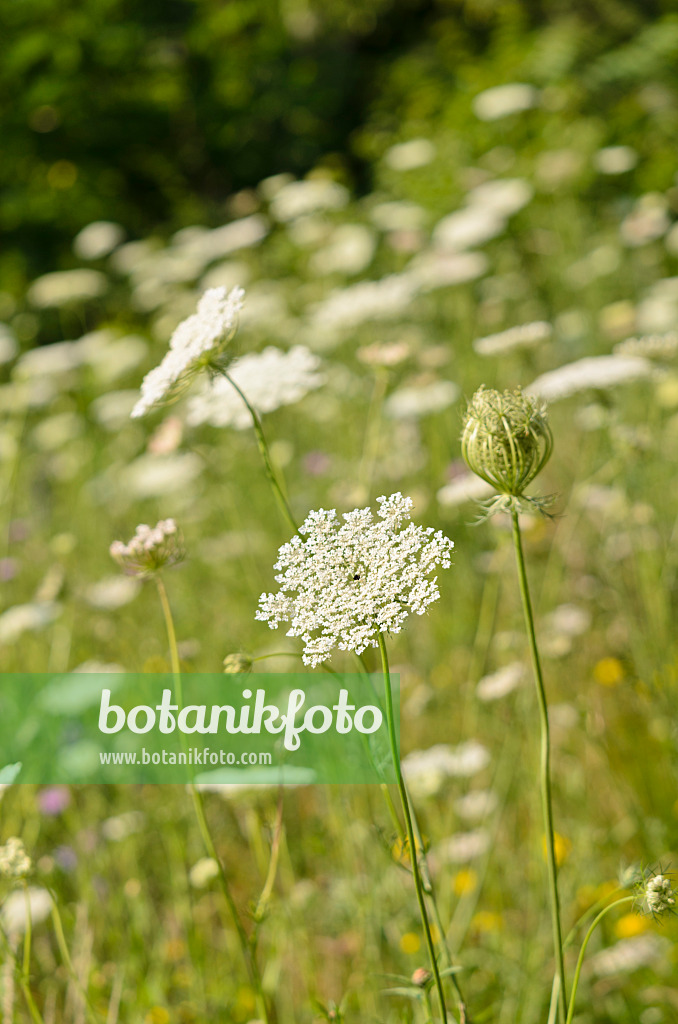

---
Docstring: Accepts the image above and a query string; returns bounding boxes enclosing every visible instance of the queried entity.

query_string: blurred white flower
[408,252,488,291]
[14,340,84,378]
[85,575,142,609]
[594,146,638,175]
[101,811,146,841]
[433,207,505,252]
[27,269,107,307]
[473,83,538,121]
[120,452,204,499]
[384,380,459,419]
[310,274,418,335]
[30,412,83,452]
[454,789,498,822]
[536,149,583,189]
[131,286,245,417]
[0,602,60,645]
[466,178,533,216]
[526,355,655,401]
[615,331,678,359]
[476,662,525,702]
[174,215,268,265]
[547,603,591,637]
[0,837,32,878]
[403,742,490,797]
[256,493,454,666]
[74,221,125,260]
[434,829,491,864]
[384,138,436,171]
[437,473,493,509]
[270,179,349,221]
[590,935,666,977]
[110,239,159,276]
[200,259,251,292]
[235,285,290,333]
[473,321,552,356]
[187,345,325,429]
[1,888,52,934]
[189,857,220,888]
[370,201,428,233]
[309,224,376,276]
[90,390,139,430]
[286,215,332,247]
[620,195,670,247]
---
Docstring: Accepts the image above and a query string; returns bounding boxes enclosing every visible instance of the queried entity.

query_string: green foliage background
[5,0,678,286]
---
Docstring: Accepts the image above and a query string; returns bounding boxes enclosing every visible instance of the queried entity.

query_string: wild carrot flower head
[131,286,244,417]
[461,386,553,515]
[110,519,184,578]
[0,837,32,878]
[636,870,676,920]
[256,493,454,666]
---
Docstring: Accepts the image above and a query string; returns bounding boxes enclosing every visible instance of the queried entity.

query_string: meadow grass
[1,96,678,1023]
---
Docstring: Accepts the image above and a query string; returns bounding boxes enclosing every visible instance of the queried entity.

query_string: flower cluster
[187,345,325,429]
[256,493,454,666]
[110,519,183,578]
[0,837,32,879]
[638,872,676,919]
[131,286,245,417]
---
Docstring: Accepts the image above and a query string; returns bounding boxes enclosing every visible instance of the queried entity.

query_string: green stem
[565,896,634,1024]
[510,509,567,1024]
[377,633,449,1024]
[221,371,299,535]
[155,575,272,1024]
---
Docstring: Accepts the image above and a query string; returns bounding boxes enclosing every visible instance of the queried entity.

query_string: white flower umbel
[256,493,454,666]
[187,345,325,429]
[131,286,245,417]
[110,519,183,578]
[526,354,655,402]
[474,321,552,357]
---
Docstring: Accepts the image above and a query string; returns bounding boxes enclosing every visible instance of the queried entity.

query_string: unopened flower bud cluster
[462,385,552,497]
[110,519,183,578]
[257,492,454,666]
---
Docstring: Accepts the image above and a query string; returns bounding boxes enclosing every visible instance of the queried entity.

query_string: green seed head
[461,386,553,496]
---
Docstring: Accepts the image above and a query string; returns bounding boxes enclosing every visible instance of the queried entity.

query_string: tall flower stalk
[462,386,567,1024]
[257,493,460,1021]
[565,869,675,1022]
[110,520,273,1024]
[217,369,298,534]
[378,632,452,1023]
